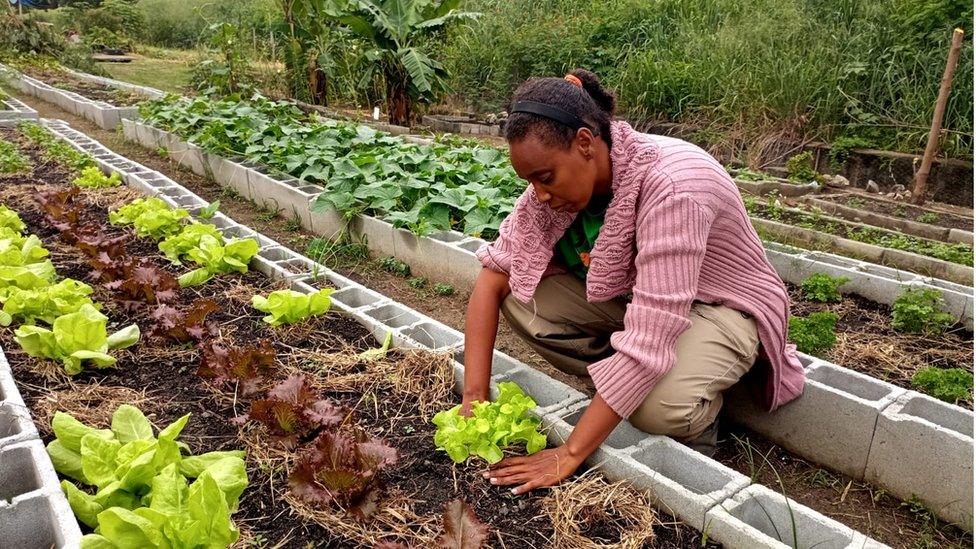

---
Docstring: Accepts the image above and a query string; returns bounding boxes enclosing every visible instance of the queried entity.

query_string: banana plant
[282,0,479,125]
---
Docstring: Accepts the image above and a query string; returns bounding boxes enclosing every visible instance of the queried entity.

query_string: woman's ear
[575,128,595,160]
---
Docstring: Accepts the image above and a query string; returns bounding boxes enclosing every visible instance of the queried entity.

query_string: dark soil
[10,92,972,548]
[0,126,710,548]
[788,283,974,409]
[820,193,973,232]
[715,426,973,549]
[21,66,145,107]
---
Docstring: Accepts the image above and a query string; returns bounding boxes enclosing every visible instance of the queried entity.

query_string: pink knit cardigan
[477,121,805,418]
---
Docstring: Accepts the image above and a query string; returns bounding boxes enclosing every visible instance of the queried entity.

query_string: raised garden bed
[26,114,976,544]
[0,124,722,547]
[14,65,147,107]
[728,167,820,198]
[800,193,973,245]
[745,196,973,285]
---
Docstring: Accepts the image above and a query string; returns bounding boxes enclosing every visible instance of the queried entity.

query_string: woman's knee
[629,398,703,438]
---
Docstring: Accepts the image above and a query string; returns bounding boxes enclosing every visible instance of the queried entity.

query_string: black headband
[510,101,598,135]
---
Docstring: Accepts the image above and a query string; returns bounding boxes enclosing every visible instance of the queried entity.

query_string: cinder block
[490,365,585,411]
[0,402,38,450]
[362,302,422,329]
[0,367,25,408]
[391,225,481,288]
[865,392,973,531]
[306,202,346,238]
[0,490,83,549]
[331,285,387,310]
[246,167,312,216]
[452,348,523,378]
[353,215,396,257]
[455,238,485,254]
[400,321,463,351]
[704,484,886,549]
[625,436,751,530]
[164,135,206,176]
[0,440,61,505]
[725,362,904,479]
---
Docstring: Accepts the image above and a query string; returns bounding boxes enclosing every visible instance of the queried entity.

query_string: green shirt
[555,193,611,280]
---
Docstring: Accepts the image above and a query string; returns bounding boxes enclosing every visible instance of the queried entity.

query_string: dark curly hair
[505,68,617,149]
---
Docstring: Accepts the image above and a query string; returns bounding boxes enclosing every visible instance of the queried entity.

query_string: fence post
[911,28,965,205]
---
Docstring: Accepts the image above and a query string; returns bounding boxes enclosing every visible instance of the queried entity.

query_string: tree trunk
[386,77,410,126]
[307,56,328,106]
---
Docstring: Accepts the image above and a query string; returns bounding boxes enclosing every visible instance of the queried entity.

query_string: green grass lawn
[101,47,202,94]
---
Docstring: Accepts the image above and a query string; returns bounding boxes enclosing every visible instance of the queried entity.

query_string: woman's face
[508,131,599,214]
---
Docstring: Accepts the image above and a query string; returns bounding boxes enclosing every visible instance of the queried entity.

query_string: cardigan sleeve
[586,192,713,419]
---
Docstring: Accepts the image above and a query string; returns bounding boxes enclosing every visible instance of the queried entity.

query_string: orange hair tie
[564,74,583,87]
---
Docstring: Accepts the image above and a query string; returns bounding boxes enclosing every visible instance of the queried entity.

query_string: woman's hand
[484,446,584,495]
[485,394,624,494]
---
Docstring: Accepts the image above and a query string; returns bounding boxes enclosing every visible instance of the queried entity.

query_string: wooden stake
[911,28,965,205]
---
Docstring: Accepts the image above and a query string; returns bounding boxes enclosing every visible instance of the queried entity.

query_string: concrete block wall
[0,98,39,126]
[0,66,138,130]
[52,118,976,545]
[0,343,83,547]
[62,67,165,100]
[865,392,974,531]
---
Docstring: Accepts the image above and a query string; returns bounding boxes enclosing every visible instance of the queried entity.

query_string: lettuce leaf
[0,278,96,326]
[158,222,225,265]
[178,236,258,287]
[432,382,546,464]
[73,166,122,189]
[250,288,334,326]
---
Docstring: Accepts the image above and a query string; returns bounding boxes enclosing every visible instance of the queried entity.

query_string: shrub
[911,367,973,404]
[786,151,821,183]
[800,273,849,303]
[892,288,955,334]
[788,312,838,355]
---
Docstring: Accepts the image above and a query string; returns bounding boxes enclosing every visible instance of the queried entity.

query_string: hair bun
[569,68,616,116]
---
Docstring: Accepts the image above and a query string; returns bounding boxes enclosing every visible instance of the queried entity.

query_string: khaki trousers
[501,274,759,441]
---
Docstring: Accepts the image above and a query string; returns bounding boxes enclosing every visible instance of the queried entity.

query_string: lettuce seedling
[432,382,546,464]
[14,303,140,374]
[235,375,345,448]
[109,197,189,240]
[178,235,259,287]
[787,312,838,355]
[250,288,334,326]
[288,429,398,519]
[197,339,276,395]
[72,166,122,188]
[158,222,225,265]
[0,278,96,326]
[46,405,248,547]
[150,298,220,343]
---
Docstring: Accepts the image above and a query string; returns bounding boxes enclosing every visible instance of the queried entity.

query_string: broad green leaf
[158,414,190,443]
[62,480,104,528]
[111,405,154,444]
[80,534,117,549]
[106,324,140,350]
[81,434,122,489]
[178,450,246,478]
[96,507,164,548]
[149,463,188,517]
[200,457,248,512]
[48,439,85,483]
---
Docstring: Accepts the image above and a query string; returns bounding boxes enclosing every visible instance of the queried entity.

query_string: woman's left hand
[484,446,583,495]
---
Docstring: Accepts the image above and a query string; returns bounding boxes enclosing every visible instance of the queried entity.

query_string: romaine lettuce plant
[250,288,334,326]
[14,303,140,374]
[72,166,122,188]
[158,222,225,264]
[46,405,248,548]
[109,197,189,240]
[177,235,259,287]
[432,382,546,464]
[0,278,96,326]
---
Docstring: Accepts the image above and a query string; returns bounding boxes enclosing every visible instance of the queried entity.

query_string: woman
[460,69,806,495]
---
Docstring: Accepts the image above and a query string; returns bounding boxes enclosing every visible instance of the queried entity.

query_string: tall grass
[440,0,973,158]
